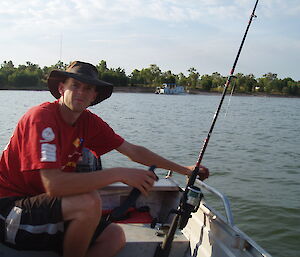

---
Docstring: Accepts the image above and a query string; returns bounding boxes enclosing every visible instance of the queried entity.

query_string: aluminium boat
[0,149,271,257]
[0,176,271,257]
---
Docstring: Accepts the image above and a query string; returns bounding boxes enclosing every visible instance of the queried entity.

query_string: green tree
[187,67,200,88]
[211,72,226,91]
[1,60,15,71]
[96,61,128,87]
[244,74,257,92]
[231,73,245,92]
[148,64,162,86]
[161,70,176,84]
[129,69,144,86]
[8,70,40,88]
[200,74,213,91]
[282,81,299,95]
[96,60,109,74]
[0,61,16,87]
[231,73,257,93]
[258,72,278,93]
[136,64,162,86]
[42,61,68,84]
[176,73,188,87]
[0,71,7,88]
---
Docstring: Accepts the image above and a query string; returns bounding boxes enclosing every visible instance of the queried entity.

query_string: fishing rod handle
[124,165,157,203]
[108,165,157,221]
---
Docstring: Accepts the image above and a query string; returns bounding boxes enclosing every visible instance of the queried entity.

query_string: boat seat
[101,178,180,192]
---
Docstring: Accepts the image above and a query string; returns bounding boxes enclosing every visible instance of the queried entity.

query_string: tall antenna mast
[59,33,63,61]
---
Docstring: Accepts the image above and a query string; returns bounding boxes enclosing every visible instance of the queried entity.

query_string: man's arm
[40,167,157,197]
[116,141,208,177]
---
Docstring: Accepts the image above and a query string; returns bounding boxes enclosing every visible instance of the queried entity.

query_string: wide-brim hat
[47,61,113,106]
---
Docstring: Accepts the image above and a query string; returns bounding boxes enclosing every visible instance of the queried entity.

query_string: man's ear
[58,82,65,96]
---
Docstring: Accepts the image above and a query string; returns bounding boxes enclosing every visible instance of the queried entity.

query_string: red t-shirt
[0,101,124,197]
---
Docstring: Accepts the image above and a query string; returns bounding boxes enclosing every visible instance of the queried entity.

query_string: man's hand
[198,165,209,180]
[186,165,210,181]
[120,168,158,196]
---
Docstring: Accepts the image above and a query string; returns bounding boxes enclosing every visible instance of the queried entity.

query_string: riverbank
[1,86,299,98]
[114,86,154,93]
[114,86,299,98]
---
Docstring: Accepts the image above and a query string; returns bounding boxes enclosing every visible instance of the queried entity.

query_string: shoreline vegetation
[0,60,299,97]
[1,86,299,99]
[114,86,300,98]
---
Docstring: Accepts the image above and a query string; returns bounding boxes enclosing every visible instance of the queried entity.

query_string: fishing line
[224,83,236,118]
[224,15,257,118]
[154,1,260,256]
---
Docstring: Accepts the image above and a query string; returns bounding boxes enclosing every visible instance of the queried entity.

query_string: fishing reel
[178,185,203,229]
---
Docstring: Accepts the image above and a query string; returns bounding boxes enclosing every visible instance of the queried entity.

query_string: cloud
[258,0,300,17]
[0,0,299,80]
[0,0,269,31]
[0,0,295,40]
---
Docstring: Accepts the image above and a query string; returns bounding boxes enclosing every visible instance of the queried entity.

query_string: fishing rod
[154,1,260,256]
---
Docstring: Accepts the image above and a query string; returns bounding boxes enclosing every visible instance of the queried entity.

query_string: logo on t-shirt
[73,138,81,148]
[40,143,56,162]
[40,127,55,142]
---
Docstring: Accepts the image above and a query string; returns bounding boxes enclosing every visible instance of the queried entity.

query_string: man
[0,61,209,257]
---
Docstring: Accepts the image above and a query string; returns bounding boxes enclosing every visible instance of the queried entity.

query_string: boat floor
[116,223,190,257]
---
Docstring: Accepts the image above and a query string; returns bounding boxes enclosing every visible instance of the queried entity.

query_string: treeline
[0,60,299,96]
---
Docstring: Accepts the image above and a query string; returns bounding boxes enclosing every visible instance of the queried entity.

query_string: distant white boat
[155,83,186,95]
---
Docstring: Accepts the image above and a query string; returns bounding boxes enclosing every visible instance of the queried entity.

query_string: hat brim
[47,70,113,106]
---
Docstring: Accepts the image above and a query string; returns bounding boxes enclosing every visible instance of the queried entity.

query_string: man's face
[59,78,98,112]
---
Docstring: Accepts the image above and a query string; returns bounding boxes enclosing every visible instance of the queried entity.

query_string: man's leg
[62,190,125,257]
[86,223,126,257]
[62,191,102,257]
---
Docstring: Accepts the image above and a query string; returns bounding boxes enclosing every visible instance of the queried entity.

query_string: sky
[0,0,299,80]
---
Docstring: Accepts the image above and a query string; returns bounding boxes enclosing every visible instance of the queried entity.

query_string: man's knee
[62,191,102,221]
[81,191,102,211]
[111,224,126,248]
[97,223,126,249]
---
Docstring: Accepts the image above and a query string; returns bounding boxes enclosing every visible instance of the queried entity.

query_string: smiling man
[0,61,209,257]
